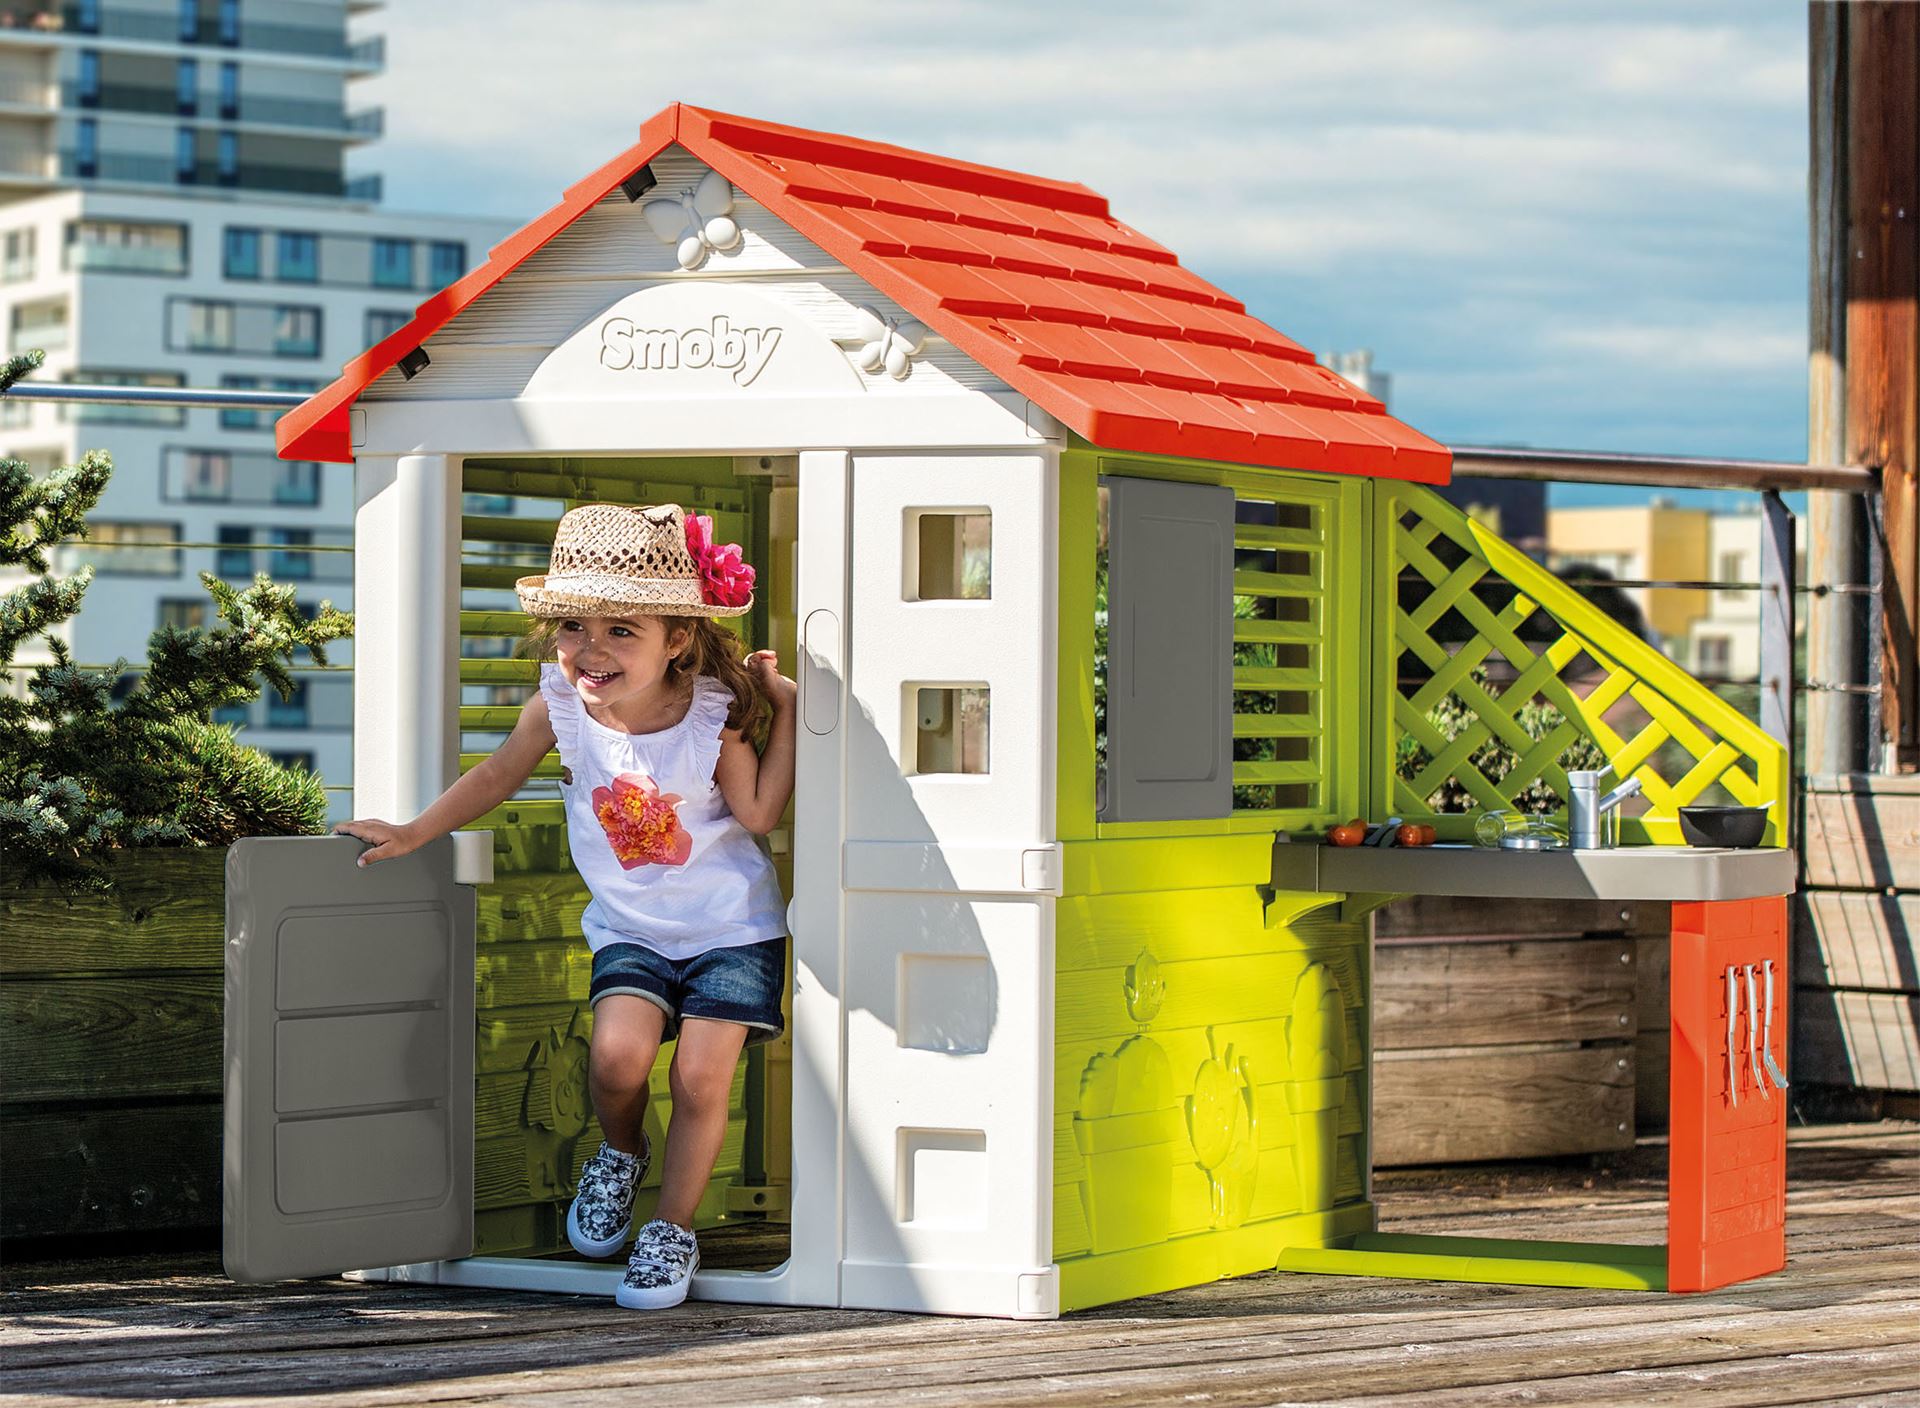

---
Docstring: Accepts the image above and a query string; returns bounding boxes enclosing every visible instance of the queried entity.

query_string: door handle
[801,609,841,736]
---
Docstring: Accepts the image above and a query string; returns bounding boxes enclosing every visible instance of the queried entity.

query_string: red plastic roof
[278,104,1449,483]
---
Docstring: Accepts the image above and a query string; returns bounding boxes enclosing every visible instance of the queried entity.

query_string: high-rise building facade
[0,1,512,821]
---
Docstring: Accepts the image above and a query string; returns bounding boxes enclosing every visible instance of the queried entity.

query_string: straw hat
[514,502,753,619]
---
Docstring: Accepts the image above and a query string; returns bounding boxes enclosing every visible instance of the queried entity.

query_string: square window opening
[908,509,991,600]
[911,685,989,775]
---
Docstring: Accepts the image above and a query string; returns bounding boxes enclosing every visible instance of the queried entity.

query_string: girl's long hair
[520,615,770,741]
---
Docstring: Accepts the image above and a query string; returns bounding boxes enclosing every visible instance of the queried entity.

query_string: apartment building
[0,1,510,821]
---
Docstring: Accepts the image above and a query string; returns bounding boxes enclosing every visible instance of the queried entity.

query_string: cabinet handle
[1744,964,1768,1101]
[1762,959,1790,1091]
[1725,965,1740,1108]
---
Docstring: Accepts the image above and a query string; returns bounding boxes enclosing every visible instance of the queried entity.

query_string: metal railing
[0,379,1885,793]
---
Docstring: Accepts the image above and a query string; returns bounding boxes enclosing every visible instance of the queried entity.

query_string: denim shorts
[588,936,788,1046]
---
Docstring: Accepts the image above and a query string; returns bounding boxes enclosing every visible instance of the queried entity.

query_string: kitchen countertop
[1269,841,1796,903]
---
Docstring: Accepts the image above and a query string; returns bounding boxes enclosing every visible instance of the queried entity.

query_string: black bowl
[1677,805,1769,849]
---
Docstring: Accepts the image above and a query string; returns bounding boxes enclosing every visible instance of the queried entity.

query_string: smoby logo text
[598,315,782,386]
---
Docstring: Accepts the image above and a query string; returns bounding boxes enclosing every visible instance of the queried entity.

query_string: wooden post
[1846,3,1919,771]
[1806,2,1868,776]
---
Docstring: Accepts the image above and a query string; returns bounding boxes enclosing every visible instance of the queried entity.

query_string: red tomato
[1395,823,1423,847]
[1328,822,1366,847]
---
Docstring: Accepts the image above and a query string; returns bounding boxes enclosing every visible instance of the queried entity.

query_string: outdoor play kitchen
[225,104,1795,1317]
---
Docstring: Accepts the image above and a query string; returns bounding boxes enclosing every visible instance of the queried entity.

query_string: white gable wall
[349,147,1056,457]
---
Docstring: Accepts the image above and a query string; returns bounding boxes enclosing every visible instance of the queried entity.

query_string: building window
[224,226,261,279]
[1718,551,1744,585]
[163,447,320,506]
[169,296,319,356]
[181,450,231,500]
[218,60,238,120]
[179,298,234,351]
[365,308,410,344]
[427,240,465,288]
[75,117,97,179]
[269,527,313,581]
[175,125,196,184]
[75,0,100,33]
[56,521,181,577]
[217,0,239,46]
[178,0,199,42]
[1696,637,1732,676]
[268,749,316,769]
[76,50,100,106]
[65,219,187,275]
[176,57,198,114]
[217,524,253,579]
[64,369,184,425]
[216,130,238,186]
[276,230,318,282]
[371,237,414,289]
[266,681,310,729]
[274,305,320,356]
[2,228,36,283]
[158,599,208,631]
[219,374,316,429]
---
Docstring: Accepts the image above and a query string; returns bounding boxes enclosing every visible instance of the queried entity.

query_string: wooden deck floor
[3,1124,1915,1407]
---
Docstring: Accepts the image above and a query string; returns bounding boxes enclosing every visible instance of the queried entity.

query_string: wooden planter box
[1,849,230,1242]
[0,826,763,1253]
[1372,893,1671,1165]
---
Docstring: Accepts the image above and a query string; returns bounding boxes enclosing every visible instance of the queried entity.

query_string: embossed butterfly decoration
[850,305,928,380]
[643,169,743,271]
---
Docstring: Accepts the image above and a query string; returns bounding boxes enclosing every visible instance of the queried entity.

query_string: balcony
[59,147,351,199]
[0,74,55,108]
[9,318,68,354]
[0,5,381,70]
[0,140,52,179]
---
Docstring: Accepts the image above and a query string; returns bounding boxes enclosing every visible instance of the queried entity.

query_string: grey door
[224,835,474,1282]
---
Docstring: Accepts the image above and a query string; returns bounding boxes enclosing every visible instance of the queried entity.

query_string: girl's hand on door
[745,649,797,709]
[332,818,422,867]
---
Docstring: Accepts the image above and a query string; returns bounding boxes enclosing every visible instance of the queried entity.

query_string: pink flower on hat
[684,513,756,609]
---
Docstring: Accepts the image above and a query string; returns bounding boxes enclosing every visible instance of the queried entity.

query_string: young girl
[334,501,795,1311]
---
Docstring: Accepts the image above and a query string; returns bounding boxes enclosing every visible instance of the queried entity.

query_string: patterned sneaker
[566,1138,648,1258]
[616,1218,700,1309]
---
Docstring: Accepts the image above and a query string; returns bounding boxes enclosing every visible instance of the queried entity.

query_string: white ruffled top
[539,663,787,958]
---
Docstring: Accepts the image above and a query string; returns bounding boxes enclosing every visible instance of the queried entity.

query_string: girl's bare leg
[587,995,667,1157]
[654,1017,748,1227]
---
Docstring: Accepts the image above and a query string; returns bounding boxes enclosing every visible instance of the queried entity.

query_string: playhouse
[223,104,1795,1317]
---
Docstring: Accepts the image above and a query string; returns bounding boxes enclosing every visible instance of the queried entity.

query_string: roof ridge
[686,106,1111,215]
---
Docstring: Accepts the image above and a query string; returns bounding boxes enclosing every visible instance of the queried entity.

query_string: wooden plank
[1802,782,1920,888]
[1794,988,1920,1090]
[0,973,221,1102]
[1375,936,1636,1049]
[1375,894,1667,942]
[1796,890,1920,992]
[0,851,227,976]
[0,1101,221,1240]
[1372,1042,1635,1165]
[1634,934,1671,1132]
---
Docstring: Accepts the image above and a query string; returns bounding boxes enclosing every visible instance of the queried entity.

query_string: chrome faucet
[1566,769,1643,849]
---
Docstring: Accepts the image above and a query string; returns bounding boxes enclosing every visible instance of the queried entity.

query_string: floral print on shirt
[592,772,693,869]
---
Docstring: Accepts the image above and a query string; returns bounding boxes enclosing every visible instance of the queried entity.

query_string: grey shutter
[1101,475,1234,821]
[224,834,475,1282]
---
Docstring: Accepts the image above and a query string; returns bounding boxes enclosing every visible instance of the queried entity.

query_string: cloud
[1548,319,1804,373]
[352,0,1809,461]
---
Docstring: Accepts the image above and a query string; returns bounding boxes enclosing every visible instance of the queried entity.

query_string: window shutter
[1100,475,1234,821]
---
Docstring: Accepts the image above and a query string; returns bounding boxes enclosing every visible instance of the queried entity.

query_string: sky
[358,0,1809,508]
